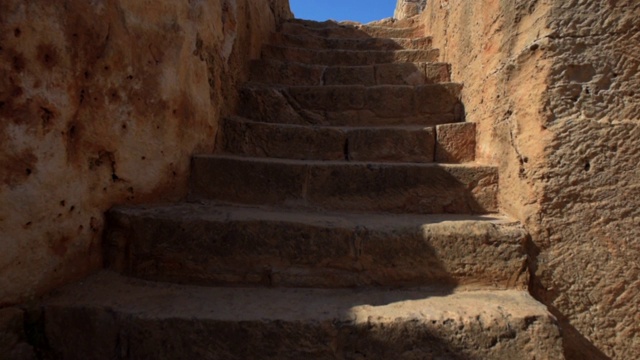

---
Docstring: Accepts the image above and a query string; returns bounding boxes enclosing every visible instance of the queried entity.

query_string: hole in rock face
[290,0,396,22]
[584,161,591,171]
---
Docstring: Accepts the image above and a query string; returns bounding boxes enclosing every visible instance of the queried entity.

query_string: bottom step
[34,272,563,359]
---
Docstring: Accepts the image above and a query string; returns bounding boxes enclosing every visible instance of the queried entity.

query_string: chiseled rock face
[394,0,428,20]
[0,0,291,306]
[419,0,639,358]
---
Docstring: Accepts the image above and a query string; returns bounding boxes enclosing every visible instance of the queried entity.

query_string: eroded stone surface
[239,83,463,126]
[35,271,563,360]
[0,0,292,306]
[190,155,498,214]
[436,122,476,163]
[105,203,527,288]
[219,117,437,163]
[418,0,640,357]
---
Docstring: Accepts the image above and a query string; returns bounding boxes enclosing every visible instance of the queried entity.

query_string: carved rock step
[105,203,528,288]
[281,21,425,39]
[262,45,439,66]
[250,59,451,86]
[219,117,476,163]
[238,83,464,127]
[271,32,433,51]
[37,272,564,360]
[189,155,498,214]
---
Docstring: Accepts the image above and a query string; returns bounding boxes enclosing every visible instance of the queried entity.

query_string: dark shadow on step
[24,271,512,360]
[104,202,514,291]
[240,20,459,128]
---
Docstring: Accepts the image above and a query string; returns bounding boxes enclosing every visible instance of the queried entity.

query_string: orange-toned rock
[415,0,640,357]
[0,0,291,306]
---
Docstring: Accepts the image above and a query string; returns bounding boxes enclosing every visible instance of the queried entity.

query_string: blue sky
[290,0,396,23]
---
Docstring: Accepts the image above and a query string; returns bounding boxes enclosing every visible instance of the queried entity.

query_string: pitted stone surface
[105,203,528,288]
[36,272,563,360]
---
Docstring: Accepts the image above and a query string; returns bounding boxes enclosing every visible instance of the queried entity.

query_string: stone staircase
[32,19,564,359]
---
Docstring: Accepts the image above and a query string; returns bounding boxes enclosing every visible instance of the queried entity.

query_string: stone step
[238,83,464,127]
[105,203,527,288]
[281,21,425,39]
[189,155,498,214]
[218,117,436,163]
[219,117,476,163]
[250,59,451,86]
[271,32,433,51]
[261,45,439,66]
[35,272,564,360]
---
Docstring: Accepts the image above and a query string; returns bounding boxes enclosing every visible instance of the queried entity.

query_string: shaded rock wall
[417,0,639,358]
[0,0,291,306]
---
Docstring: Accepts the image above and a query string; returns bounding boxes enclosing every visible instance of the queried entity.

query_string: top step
[281,21,425,39]
[271,33,433,51]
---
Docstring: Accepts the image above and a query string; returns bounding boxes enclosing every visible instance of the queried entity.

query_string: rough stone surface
[239,83,464,126]
[190,155,499,214]
[436,122,476,163]
[419,0,640,357]
[0,308,36,360]
[395,0,428,20]
[347,126,435,162]
[105,203,528,288]
[34,271,563,360]
[281,20,426,39]
[261,45,440,66]
[219,117,437,163]
[271,33,433,51]
[0,0,292,306]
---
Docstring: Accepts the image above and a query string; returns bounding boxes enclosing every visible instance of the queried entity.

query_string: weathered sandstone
[0,0,291,306]
[415,0,640,357]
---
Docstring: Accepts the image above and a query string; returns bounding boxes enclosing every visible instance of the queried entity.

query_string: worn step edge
[280,22,426,39]
[105,202,527,288]
[37,271,564,360]
[261,45,440,66]
[219,117,476,163]
[238,82,464,126]
[189,154,498,214]
[270,32,434,51]
[250,59,452,86]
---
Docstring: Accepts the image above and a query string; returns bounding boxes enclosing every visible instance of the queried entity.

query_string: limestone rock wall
[0,0,291,306]
[418,0,639,358]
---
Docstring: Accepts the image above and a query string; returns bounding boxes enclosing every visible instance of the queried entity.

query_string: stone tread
[270,32,434,51]
[218,116,440,162]
[38,271,563,360]
[281,21,426,39]
[238,82,464,126]
[261,45,440,66]
[250,59,451,86]
[105,202,527,288]
[189,154,498,214]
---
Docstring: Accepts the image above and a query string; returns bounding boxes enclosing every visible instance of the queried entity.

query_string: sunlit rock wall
[0,0,291,306]
[394,0,427,19]
[417,0,639,358]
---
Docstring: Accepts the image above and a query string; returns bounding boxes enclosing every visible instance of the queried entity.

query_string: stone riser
[189,155,498,214]
[261,45,439,66]
[250,59,451,86]
[36,272,563,360]
[281,22,426,39]
[105,203,527,288]
[238,83,464,127]
[219,117,476,163]
[270,33,433,51]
